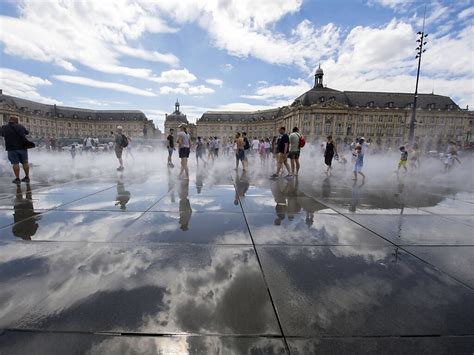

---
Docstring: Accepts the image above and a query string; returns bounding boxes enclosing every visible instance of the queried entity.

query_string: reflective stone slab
[245,213,390,246]
[288,336,474,355]
[405,246,474,288]
[5,244,280,335]
[257,245,474,337]
[115,212,252,244]
[0,211,142,242]
[0,331,287,355]
[347,214,474,245]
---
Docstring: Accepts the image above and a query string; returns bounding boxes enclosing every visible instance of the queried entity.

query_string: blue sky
[0,0,472,131]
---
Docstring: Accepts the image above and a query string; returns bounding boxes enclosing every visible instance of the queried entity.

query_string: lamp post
[408,15,428,144]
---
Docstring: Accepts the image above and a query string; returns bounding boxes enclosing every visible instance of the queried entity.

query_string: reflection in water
[322,177,331,199]
[179,179,192,231]
[12,184,41,240]
[196,168,204,194]
[349,180,364,213]
[115,177,131,211]
[234,171,249,205]
[286,177,301,221]
[271,179,287,226]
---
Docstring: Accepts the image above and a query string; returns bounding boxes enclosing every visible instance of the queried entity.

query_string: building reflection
[12,184,41,240]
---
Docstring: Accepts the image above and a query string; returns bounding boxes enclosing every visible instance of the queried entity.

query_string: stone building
[164,100,196,139]
[0,92,158,141]
[196,66,472,150]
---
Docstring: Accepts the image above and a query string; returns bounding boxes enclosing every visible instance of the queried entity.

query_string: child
[352,145,365,181]
[397,146,408,173]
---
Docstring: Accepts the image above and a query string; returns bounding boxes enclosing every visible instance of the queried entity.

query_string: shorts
[179,147,190,158]
[353,164,363,173]
[115,147,123,159]
[8,149,28,165]
[325,154,334,166]
[236,149,245,161]
[278,152,288,163]
[243,149,250,160]
[398,160,407,167]
[214,149,219,156]
[288,151,300,159]
[168,148,174,157]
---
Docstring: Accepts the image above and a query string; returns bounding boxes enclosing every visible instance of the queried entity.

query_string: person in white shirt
[252,138,259,155]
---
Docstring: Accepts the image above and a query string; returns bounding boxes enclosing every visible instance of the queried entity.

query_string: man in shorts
[0,115,31,184]
[288,126,301,176]
[167,128,175,167]
[271,127,291,178]
[114,126,126,171]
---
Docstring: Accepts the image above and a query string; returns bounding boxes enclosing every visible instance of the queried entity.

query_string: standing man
[288,127,301,177]
[214,136,220,158]
[167,128,175,167]
[234,132,247,172]
[271,127,290,178]
[0,115,31,184]
[243,132,251,162]
[114,126,127,171]
[252,137,260,156]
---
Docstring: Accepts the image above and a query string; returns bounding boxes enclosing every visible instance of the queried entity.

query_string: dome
[315,64,323,75]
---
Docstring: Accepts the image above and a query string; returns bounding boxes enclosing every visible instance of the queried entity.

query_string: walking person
[324,135,338,176]
[271,127,291,178]
[352,145,365,181]
[397,145,408,174]
[243,132,251,162]
[113,126,128,171]
[234,132,247,172]
[167,128,175,167]
[196,136,207,166]
[177,124,190,179]
[0,115,32,183]
[288,127,302,177]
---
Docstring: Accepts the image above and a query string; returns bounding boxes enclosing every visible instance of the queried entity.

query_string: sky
[0,0,473,131]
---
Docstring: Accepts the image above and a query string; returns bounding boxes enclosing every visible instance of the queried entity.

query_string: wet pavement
[0,160,473,354]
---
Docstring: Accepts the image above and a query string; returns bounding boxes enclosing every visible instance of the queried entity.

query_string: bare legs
[290,158,300,176]
[353,171,365,181]
[12,164,20,179]
[179,157,189,179]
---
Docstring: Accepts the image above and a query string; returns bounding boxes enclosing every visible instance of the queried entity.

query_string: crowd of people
[0,115,466,184]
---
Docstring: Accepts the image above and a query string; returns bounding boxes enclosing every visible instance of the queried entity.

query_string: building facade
[164,100,196,139]
[0,92,159,142]
[196,67,472,150]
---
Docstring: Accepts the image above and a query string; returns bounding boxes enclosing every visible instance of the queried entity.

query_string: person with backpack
[114,126,128,171]
[288,126,303,177]
[242,132,251,163]
[0,115,31,184]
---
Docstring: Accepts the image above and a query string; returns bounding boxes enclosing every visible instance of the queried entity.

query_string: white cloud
[458,6,474,20]
[115,45,180,67]
[159,83,215,95]
[54,75,156,97]
[0,67,62,104]
[205,78,223,86]
[220,63,234,72]
[151,68,197,84]
[242,78,310,104]
[0,1,180,82]
[75,98,128,107]
[367,0,414,10]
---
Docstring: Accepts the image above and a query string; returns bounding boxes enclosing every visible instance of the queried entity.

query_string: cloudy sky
[0,0,472,130]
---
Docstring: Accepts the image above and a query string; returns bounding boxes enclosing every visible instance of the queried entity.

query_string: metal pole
[408,6,427,145]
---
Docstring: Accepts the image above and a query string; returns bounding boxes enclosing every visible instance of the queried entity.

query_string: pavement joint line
[309,195,474,291]
[232,174,291,355]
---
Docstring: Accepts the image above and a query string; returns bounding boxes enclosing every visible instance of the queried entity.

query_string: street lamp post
[408,16,428,144]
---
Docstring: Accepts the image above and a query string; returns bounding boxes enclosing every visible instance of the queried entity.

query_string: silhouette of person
[12,184,41,240]
[178,179,192,231]
[270,179,287,225]
[234,171,249,205]
[115,178,131,210]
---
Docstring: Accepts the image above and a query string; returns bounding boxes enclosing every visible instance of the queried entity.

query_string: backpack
[121,134,129,148]
[244,137,250,150]
[298,133,305,148]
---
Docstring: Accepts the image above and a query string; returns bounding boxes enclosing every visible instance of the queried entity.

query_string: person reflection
[196,170,204,194]
[167,168,176,203]
[12,184,41,240]
[286,177,301,221]
[322,176,331,199]
[271,179,287,225]
[178,178,192,231]
[115,177,131,211]
[349,179,365,212]
[234,171,249,205]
